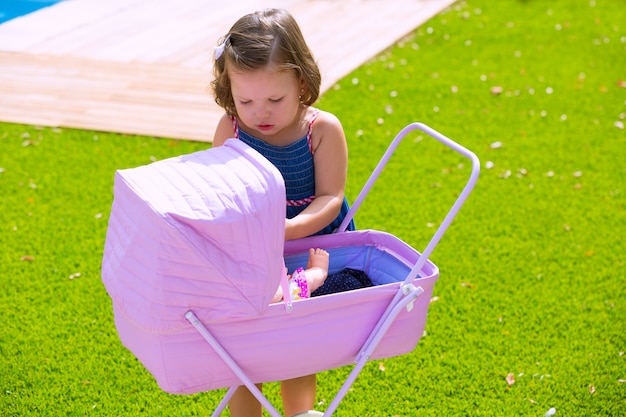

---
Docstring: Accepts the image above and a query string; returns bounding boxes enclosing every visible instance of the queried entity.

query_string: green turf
[1,0,624,415]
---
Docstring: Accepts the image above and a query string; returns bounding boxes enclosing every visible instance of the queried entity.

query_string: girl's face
[229,66,303,140]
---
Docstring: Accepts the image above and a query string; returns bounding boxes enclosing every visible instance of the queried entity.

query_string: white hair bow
[215,35,230,60]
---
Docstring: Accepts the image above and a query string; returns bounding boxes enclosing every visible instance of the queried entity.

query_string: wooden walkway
[0,0,456,142]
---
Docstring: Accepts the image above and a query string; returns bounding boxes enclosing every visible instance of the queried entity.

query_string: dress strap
[230,115,239,138]
[307,109,320,155]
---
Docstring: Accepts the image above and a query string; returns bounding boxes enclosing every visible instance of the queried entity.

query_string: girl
[210,8,355,417]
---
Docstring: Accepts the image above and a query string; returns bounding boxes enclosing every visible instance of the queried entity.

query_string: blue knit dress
[231,109,355,236]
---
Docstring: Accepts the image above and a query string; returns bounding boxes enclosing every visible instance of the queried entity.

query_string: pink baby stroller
[102,123,479,416]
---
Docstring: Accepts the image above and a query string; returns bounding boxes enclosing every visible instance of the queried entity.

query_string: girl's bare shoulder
[212,113,235,146]
[312,108,342,129]
[310,108,345,141]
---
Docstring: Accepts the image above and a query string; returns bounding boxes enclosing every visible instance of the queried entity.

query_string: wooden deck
[0,0,456,142]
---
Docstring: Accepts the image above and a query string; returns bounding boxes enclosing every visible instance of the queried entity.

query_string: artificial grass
[1,0,624,415]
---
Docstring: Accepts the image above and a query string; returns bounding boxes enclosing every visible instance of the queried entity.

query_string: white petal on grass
[490,141,503,149]
[485,161,494,169]
[546,87,554,94]
[615,121,624,129]
[545,407,556,417]
[506,373,515,385]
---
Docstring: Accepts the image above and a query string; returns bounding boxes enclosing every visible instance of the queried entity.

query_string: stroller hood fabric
[102,139,287,331]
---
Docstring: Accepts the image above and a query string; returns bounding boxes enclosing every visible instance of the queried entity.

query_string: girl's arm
[285,110,348,240]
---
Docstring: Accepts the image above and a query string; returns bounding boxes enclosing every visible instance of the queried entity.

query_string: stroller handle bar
[338,122,480,284]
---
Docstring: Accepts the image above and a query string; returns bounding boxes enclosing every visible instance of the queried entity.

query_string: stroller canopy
[102,139,287,331]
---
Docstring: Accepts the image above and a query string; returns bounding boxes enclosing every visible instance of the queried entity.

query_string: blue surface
[0,0,64,24]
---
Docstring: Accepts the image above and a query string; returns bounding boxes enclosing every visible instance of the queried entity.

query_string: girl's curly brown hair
[211,8,321,117]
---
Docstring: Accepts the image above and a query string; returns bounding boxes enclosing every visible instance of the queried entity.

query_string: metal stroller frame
[184,123,480,416]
